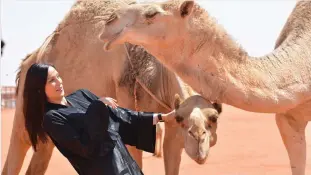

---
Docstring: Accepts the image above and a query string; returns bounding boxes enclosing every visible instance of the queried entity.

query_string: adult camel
[1,0,222,175]
[99,0,311,175]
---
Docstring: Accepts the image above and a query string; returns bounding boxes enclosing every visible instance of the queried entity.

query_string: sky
[1,0,297,86]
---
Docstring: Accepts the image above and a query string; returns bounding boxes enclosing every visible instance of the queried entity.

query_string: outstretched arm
[86,99,175,153]
[107,103,176,153]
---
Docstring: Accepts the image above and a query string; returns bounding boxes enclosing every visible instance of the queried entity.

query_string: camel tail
[15,32,57,96]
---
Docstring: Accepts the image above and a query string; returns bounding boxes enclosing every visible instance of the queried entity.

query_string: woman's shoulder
[43,109,68,128]
[43,110,58,124]
[66,89,92,97]
[67,88,99,100]
[44,109,59,118]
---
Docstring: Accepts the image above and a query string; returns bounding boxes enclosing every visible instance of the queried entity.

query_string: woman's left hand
[161,110,177,124]
[99,97,119,109]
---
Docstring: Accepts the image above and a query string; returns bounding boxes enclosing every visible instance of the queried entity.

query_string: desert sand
[2,104,311,175]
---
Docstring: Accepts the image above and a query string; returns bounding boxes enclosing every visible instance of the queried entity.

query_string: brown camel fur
[1,1,222,175]
[99,0,311,175]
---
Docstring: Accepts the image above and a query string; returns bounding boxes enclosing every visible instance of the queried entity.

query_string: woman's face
[45,66,65,101]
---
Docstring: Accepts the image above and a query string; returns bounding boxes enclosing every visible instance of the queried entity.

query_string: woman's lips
[56,87,63,92]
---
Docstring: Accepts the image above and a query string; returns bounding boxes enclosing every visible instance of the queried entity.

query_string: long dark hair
[23,63,53,151]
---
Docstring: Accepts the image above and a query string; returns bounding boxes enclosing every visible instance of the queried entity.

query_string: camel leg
[115,86,143,168]
[125,146,143,168]
[2,114,55,175]
[2,136,29,175]
[25,140,55,175]
[2,108,32,175]
[154,122,164,157]
[275,113,307,175]
[163,123,183,175]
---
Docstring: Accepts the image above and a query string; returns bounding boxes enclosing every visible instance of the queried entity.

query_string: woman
[23,63,176,175]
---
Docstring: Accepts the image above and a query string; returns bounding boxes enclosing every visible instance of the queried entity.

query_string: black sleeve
[80,89,100,101]
[107,103,157,153]
[43,111,109,159]
[84,100,156,153]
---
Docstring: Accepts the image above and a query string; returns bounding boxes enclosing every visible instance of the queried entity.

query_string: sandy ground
[1,105,311,175]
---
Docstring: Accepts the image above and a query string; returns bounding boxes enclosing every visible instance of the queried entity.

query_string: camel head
[99,0,196,52]
[174,94,222,164]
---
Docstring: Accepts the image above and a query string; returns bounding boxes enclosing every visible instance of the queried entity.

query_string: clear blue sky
[1,0,296,86]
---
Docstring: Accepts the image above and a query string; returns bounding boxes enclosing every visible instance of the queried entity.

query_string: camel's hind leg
[25,140,55,175]
[2,111,30,175]
[115,86,144,168]
[126,146,143,168]
[2,133,29,175]
[275,113,307,175]
[2,110,54,175]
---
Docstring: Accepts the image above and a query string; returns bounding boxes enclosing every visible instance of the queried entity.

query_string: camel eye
[106,13,117,25]
[206,124,212,129]
[208,115,218,123]
[144,9,159,19]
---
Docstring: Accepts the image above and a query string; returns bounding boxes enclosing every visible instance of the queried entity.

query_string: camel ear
[179,0,194,18]
[213,103,222,114]
[174,94,182,109]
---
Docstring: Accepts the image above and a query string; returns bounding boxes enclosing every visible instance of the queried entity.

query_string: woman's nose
[55,80,62,87]
[56,77,62,84]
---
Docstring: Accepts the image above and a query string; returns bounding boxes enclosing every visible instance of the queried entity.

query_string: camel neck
[174,29,311,113]
[144,4,311,113]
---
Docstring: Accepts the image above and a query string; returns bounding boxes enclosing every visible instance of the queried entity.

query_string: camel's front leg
[275,113,307,175]
[163,123,183,175]
[25,140,55,175]
[154,122,164,157]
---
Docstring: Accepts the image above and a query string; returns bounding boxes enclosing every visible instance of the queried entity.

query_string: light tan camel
[99,0,311,174]
[1,0,223,175]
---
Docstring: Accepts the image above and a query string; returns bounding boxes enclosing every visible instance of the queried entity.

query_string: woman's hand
[161,110,177,124]
[99,97,119,109]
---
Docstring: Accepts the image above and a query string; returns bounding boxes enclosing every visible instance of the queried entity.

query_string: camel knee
[275,113,307,147]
